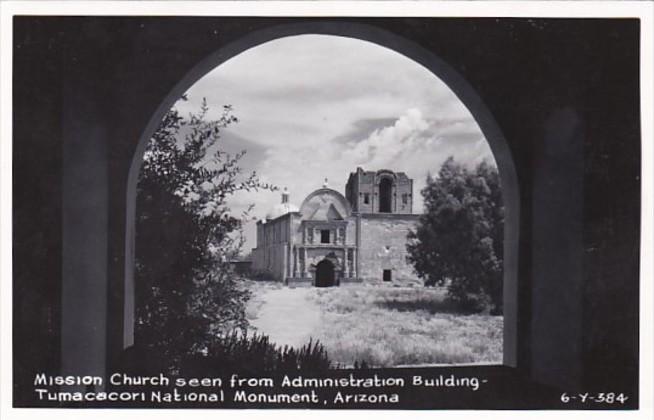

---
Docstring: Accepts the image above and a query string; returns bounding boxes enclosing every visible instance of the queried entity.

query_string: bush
[134,97,275,371]
[179,332,333,375]
[407,157,504,314]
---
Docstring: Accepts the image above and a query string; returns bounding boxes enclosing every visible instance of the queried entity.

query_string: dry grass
[307,285,503,367]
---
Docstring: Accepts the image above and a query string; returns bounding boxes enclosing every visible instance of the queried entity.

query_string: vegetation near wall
[407,157,504,314]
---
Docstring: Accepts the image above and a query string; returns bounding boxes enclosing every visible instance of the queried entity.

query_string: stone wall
[357,215,420,283]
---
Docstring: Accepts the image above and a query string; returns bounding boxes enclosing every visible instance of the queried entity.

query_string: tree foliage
[135,98,274,369]
[407,157,504,314]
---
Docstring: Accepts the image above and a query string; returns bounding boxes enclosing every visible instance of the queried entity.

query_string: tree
[134,98,274,369]
[407,157,504,314]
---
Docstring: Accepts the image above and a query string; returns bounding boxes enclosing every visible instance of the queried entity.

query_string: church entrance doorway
[315,260,336,287]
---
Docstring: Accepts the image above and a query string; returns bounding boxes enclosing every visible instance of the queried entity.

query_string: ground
[245,281,503,367]
[246,282,322,348]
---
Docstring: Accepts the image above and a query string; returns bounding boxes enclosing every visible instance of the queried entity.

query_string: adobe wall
[263,243,287,281]
[252,215,295,279]
[357,215,420,283]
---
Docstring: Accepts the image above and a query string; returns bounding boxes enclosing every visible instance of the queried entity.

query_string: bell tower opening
[379,177,393,213]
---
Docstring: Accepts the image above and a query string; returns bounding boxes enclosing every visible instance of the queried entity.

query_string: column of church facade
[346,248,353,278]
[302,247,308,277]
[293,246,298,277]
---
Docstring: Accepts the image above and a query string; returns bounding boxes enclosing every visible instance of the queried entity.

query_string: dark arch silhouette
[379,177,393,213]
[125,23,520,367]
[315,260,336,287]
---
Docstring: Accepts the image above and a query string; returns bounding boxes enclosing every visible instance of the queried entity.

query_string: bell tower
[345,167,413,214]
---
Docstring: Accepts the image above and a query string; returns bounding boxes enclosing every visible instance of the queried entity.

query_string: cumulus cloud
[346,108,429,165]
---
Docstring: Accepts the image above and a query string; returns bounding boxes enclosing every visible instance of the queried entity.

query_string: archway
[379,177,393,213]
[124,22,520,367]
[315,260,336,287]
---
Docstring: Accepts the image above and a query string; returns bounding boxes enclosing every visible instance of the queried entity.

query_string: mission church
[251,167,420,287]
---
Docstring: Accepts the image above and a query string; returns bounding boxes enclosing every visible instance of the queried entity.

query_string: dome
[265,187,299,220]
[266,202,300,220]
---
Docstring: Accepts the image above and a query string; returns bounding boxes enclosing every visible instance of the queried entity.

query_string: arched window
[379,177,393,213]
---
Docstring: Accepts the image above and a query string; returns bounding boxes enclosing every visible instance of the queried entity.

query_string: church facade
[251,168,420,286]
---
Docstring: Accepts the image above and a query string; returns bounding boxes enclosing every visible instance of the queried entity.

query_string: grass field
[246,282,502,368]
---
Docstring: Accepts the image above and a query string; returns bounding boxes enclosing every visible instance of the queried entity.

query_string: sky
[175,34,496,252]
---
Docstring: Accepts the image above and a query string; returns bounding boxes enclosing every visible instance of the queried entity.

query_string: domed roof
[266,202,299,220]
[265,187,299,220]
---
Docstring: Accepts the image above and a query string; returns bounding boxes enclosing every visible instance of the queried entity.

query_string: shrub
[179,332,333,375]
[407,157,504,314]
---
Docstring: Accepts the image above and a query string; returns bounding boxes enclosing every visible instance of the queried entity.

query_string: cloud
[250,108,493,227]
[345,108,429,166]
[172,34,496,251]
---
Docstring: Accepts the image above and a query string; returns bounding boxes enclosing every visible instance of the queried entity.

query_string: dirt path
[248,286,322,348]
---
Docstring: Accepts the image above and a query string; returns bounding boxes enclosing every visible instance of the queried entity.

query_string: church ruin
[251,168,420,286]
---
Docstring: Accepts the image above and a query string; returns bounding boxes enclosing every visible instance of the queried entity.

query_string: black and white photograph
[151,34,504,369]
[1,1,652,418]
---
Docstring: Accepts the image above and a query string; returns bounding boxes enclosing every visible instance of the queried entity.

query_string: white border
[639,2,654,418]
[1,2,652,420]
[0,0,650,18]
